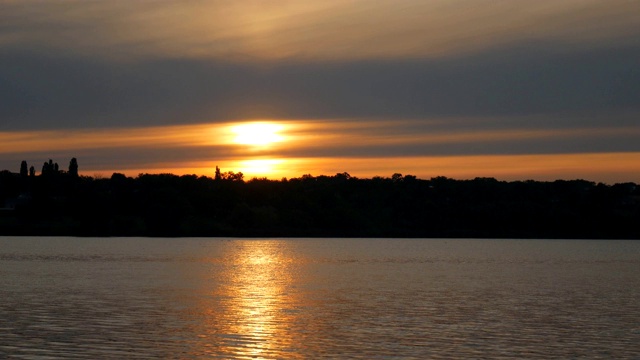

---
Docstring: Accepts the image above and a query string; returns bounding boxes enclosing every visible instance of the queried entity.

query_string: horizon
[4,155,639,186]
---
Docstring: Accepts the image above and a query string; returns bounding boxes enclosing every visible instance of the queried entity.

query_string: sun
[231,122,284,147]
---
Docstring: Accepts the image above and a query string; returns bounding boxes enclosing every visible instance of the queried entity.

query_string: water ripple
[1,237,639,358]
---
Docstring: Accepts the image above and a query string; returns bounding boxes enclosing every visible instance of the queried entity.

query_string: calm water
[1,237,639,359]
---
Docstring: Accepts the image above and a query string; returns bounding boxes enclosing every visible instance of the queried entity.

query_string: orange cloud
[2,120,639,183]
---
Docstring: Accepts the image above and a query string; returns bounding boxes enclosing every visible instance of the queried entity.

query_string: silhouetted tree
[29,166,35,177]
[215,166,221,181]
[221,171,244,181]
[54,163,59,173]
[20,161,28,178]
[69,158,79,177]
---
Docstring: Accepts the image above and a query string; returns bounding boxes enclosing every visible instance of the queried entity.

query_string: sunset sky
[1,0,639,182]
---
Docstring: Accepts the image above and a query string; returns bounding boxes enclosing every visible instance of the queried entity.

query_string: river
[1,237,639,359]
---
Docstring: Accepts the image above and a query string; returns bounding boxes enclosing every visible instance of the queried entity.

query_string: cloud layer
[1,42,639,130]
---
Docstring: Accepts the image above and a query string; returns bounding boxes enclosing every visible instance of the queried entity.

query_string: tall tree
[69,158,79,177]
[20,161,28,178]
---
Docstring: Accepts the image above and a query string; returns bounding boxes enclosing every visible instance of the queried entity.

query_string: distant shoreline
[1,170,638,239]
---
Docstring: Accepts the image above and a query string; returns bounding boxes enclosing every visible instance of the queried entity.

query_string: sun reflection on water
[212,240,298,358]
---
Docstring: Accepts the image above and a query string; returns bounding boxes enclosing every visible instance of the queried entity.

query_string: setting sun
[231,122,285,147]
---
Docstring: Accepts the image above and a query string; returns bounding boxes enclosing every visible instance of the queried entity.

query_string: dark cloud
[1,41,639,131]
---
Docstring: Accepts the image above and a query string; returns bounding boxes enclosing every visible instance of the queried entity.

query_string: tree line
[1,159,638,238]
[18,158,79,178]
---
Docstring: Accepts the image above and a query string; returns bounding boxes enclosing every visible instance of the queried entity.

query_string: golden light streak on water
[1,238,640,358]
[212,241,297,359]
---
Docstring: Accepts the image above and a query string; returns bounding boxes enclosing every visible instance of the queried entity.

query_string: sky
[1,0,639,183]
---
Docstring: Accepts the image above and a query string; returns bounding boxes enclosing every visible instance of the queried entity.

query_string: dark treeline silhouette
[1,160,639,238]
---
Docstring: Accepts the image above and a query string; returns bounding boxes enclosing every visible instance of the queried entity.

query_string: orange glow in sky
[230,122,285,147]
[1,119,639,183]
[1,1,639,184]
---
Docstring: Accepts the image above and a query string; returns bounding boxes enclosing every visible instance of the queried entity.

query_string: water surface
[1,237,639,358]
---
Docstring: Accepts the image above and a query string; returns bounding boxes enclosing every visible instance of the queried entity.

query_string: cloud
[1,40,639,131]
[2,1,638,130]
[2,119,639,170]
[2,1,639,61]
